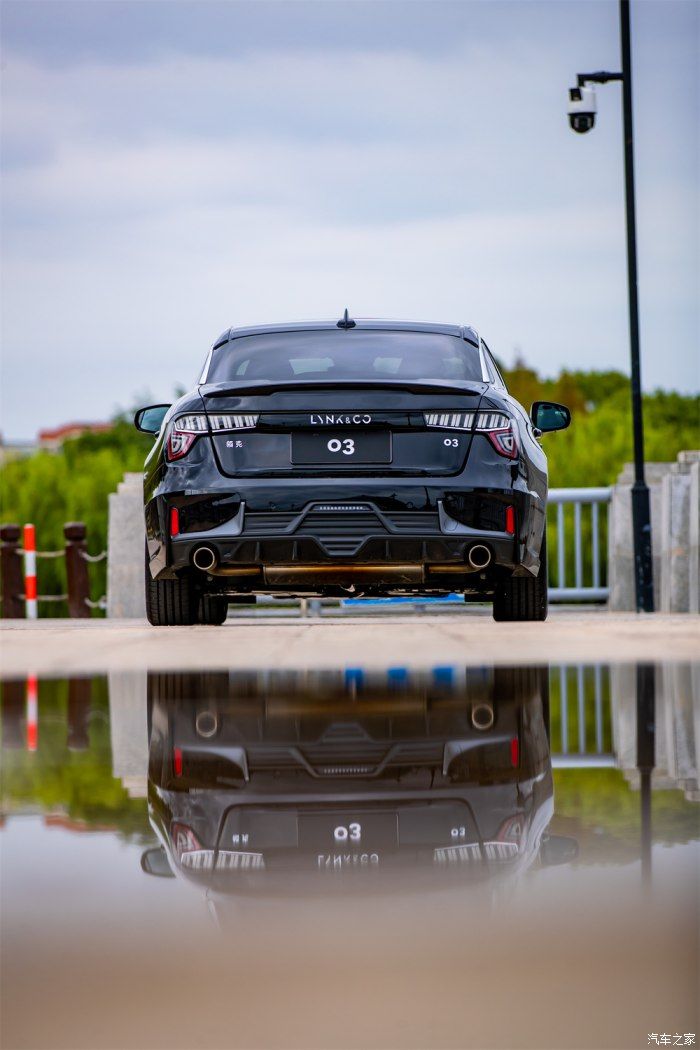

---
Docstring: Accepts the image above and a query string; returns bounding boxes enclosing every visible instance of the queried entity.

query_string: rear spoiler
[200,380,487,398]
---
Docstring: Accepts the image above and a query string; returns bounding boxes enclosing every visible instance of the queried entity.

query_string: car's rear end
[145,666,553,895]
[142,321,548,620]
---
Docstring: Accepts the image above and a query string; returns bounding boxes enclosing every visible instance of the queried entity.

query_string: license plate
[298,811,398,850]
[291,431,391,465]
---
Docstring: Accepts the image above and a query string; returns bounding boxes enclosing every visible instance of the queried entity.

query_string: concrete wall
[659,451,700,613]
[608,450,700,612]
[687,460,700,614]
[611,662,700,801]
[608,462,669,611]
[106,472,146,619]
[108,670,148,797]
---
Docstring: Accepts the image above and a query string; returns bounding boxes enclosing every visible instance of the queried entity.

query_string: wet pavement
[1,661,698,1049]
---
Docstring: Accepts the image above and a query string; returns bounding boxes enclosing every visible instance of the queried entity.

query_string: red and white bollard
[23,523,38,620]
[26,675,38,752]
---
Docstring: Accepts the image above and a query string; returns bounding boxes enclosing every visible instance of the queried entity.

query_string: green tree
[1,418,151,613]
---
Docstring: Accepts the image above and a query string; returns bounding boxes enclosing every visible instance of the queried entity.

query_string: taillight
[170,822,264,872]
[505,505,516,536]
[216,851,265,870]
[172,822,200,855]
[171,822,210,866]
[496,814,525,851]
[486,426,518,460]
[423,411,518,460]
[207,413,258,430]
[166,414,208,461]
[165,413,259,462]
[171,823,215,870]
[434,841,518,865]
[169,507,180,537]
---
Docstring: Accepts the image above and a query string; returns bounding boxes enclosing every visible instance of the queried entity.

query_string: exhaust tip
[467,543,492,570]
[192,546,217,572]
[471,703,495,730]
[195,710,219,738]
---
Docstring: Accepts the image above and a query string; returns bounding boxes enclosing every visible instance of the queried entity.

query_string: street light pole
[619,0,654,613]
[571,0,655,612]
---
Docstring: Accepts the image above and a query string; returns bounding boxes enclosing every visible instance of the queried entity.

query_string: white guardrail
[550,663,615,767]
[547,487,612,603]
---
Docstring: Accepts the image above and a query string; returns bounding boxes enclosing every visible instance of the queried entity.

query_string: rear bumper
[173,530,517,584]
[149,489,540,586]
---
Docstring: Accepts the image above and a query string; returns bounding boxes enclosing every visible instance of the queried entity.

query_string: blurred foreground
[1,661,698,1049]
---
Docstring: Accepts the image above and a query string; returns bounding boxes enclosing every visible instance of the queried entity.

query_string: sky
[1,0,698,441]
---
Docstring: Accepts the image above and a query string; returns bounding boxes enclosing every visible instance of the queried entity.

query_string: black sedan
[135,315,570,624]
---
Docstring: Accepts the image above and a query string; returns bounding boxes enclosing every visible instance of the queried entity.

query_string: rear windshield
[206,331,483,383]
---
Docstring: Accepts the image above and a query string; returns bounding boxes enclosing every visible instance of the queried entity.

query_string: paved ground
[1,608,698,676]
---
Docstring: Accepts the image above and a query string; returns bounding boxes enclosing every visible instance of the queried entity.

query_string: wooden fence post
[64,522,91,618]
[67,678,91,750]
[1,680,25,747]
[0,524,25,618]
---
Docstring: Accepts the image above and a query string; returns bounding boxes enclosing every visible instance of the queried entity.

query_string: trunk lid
[199,380,487,478]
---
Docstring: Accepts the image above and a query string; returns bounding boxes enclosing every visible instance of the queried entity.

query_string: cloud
[1,11,697,439]
[2,43,620,213]
[1,197,630,432]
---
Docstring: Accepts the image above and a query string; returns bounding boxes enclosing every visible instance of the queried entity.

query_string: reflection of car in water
[142,667,577,894]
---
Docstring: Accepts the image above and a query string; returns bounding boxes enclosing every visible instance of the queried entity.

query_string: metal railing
[548,487,612,603]
[550,663,616,768]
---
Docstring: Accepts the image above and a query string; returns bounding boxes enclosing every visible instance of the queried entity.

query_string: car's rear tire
[492,532,548,622]
[198,594,228,625]
[145,546,198,626]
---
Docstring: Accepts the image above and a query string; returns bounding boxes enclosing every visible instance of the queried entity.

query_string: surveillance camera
[568,85,597,133]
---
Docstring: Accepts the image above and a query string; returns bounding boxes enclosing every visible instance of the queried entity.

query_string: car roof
[212,319,480,349]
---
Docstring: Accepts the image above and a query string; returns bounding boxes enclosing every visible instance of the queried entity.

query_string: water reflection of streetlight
[636,664,656,888]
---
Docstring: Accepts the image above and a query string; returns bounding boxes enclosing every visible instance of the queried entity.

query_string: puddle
[2,663,698,1049]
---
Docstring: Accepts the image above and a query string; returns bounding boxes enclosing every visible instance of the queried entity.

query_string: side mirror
[539,834,579,867]
[530,401,571,434]
[134,404,171,434]
[140,846,175,878]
